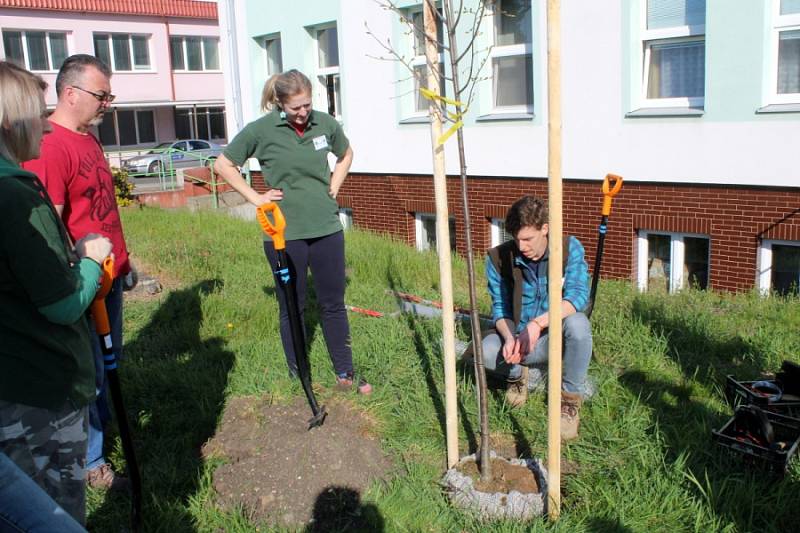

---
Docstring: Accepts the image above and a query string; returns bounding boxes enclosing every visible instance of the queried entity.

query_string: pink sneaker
[336,372,373,395]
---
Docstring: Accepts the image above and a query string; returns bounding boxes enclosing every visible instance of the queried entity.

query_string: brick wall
[336,174,800,293]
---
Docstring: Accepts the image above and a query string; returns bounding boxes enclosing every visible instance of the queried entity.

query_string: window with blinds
[94,33,151,71]
[641,0,706,108]
[1,30,68,72]
[490,0,533,111]
[170,36,220,71]
[773,0,800,102]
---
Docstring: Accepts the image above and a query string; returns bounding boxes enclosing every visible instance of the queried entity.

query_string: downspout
[162,0,177,150]
[164,18,177,102]
[221,0,244,136]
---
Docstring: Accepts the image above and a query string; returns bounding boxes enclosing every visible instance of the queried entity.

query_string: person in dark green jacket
[0,60,112,526]
[215,70,371,394]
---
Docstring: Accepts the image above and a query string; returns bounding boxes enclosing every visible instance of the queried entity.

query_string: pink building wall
[0,8,223,106]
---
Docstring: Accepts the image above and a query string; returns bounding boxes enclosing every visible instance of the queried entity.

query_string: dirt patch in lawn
[457,456,540,494]
[202,396,392,530]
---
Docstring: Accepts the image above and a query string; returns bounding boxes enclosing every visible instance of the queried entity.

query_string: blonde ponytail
[259,69,313,113]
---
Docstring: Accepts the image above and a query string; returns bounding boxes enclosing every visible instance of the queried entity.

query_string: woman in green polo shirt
[0,60,112,525]
[214,70,371,394]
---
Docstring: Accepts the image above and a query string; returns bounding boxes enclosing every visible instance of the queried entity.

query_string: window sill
[756,103,800,114]
[625,107,704,118]
[173,70,223,74]
[399,116,430,125]
[476,112,534,122]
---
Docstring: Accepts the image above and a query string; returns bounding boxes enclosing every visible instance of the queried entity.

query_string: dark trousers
[263,231,353,375]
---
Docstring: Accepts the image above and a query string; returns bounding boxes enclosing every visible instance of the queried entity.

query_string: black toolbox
[712,406,800,475]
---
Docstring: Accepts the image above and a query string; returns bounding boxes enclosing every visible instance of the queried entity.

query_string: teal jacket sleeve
[562,236,590,312]
[38,258,101,325]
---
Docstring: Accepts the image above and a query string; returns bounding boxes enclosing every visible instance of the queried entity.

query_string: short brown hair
[0,61,48,163]
[505,195,548,237]
[260,69,312,112]
[55,54,111,97]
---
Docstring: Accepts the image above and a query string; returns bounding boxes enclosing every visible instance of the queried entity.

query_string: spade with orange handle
[89,257,142,531]
[586,173,623,319]
[257,203,327,429]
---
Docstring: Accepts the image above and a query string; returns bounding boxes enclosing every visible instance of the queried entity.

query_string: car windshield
[148,142,175,154]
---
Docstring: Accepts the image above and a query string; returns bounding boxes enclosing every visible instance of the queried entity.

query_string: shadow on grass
[388,270,478,456]
[620,369,800,532]
[630,296,768,388]
[88,280,235,532]
[305,486,384,533]
[586,517,635,532]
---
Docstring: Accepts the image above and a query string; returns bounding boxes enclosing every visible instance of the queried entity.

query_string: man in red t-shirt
[23,54,130,491]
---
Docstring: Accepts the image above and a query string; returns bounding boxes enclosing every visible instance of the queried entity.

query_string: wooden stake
[546,0,563,520]
[424,0,459,469]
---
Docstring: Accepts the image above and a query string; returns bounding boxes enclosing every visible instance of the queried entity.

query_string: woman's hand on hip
[257,188,284,205]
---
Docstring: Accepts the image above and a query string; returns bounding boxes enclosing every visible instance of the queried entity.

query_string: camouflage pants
[0,400,88,526]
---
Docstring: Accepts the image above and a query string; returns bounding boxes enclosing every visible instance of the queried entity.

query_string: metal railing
[110,147,223,208]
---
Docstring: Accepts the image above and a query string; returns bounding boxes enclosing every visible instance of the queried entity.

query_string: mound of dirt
[202,396,392,529]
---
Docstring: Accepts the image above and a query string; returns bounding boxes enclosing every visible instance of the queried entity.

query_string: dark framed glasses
[71,85,116,103]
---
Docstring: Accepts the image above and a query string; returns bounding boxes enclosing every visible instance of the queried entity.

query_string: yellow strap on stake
[420,88,467,146]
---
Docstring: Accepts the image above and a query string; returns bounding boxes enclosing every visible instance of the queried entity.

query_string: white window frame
[637,230,710,293]
[415,212,438,251]
[486,0,534,115]
[415,212,456,252]
[768,1,800,104]
[93,33,152,72]
[170,36,220,72]
[757,239,800,295]
[263,34,283,76]
[639,1,706,109]
[99,108,157,148]
[406,6,446,117]
[490,218,513,247]
[1,29,69,72]
[313,23,342,120]
[338,207,353,230]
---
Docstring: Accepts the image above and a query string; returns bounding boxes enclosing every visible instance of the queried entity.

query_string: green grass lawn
[87,205,800,532]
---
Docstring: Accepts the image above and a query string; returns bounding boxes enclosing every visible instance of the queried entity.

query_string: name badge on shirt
[313,135,328,151]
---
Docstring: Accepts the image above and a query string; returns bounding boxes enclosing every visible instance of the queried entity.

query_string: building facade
[0,0,227,154]
[219,0,799,294]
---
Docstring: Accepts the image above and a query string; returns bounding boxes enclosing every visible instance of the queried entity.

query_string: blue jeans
[87,278,123,471]
[481,312,592,394]
[0,452,86,532]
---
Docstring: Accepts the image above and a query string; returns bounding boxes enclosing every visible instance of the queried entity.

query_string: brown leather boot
[561,391,582,441]
[505,366,529,408]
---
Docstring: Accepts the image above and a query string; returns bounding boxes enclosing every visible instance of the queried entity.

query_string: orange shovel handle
[90,257,115,335]
[601,173,623,216]
[256,203,287,250]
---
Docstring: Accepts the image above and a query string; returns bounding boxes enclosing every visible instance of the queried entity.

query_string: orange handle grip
[90,299,111,336]
[94,257,115,301]
[601,173,623,216]
[90,257,114,335]
[256,203,286,250]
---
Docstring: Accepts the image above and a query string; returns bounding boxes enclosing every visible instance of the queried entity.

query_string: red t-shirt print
[23,121,130,276]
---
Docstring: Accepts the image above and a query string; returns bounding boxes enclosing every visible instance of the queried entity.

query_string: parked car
[122,139,224,176]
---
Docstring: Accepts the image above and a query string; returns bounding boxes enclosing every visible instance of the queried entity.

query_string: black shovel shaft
[275,250,322,417]
[98,334,142,532]
[586,214,609,319]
